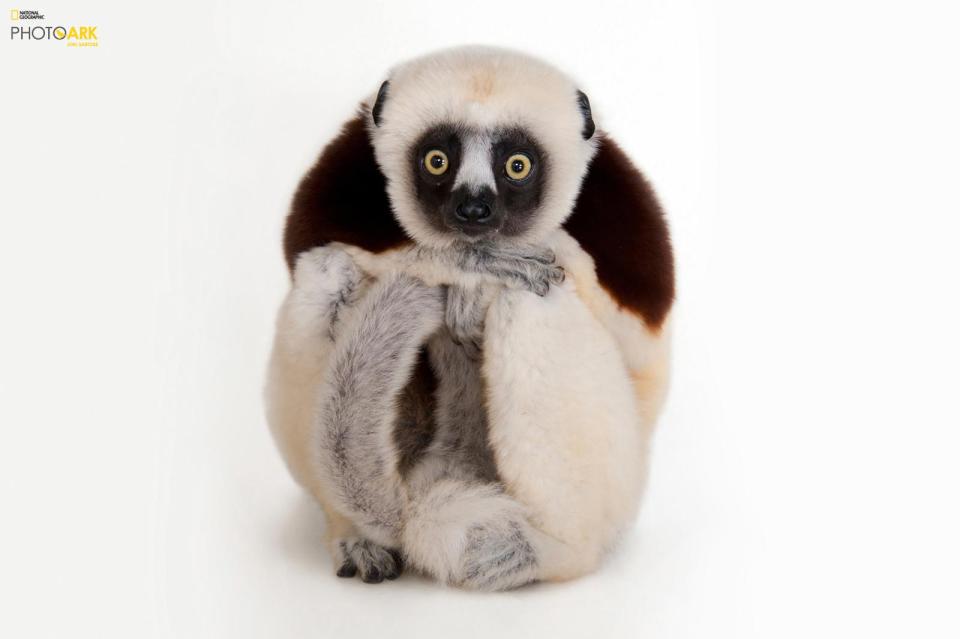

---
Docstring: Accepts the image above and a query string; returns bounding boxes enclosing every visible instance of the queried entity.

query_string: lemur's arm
[337,240,564,296]
[480,278,650,581]
[266,245,414,582]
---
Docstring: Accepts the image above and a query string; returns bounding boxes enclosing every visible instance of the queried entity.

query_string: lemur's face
[410,124,547,240]
[368,47,598,249]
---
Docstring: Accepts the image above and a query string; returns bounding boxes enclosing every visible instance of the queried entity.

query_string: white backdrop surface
[2,1,958,637]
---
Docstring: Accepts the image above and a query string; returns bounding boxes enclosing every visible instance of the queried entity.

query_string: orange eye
[505,153,532,180]
[424,149,448,175]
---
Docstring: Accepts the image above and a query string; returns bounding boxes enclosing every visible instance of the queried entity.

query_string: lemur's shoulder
[282,118,674,329]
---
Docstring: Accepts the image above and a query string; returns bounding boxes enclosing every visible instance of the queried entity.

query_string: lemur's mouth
[446,218,501,238]
[444,219,503,241]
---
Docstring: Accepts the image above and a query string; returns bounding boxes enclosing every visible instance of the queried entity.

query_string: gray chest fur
[393,285,499,484]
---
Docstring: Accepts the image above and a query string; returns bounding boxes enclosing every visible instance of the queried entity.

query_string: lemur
[265,46,674,590]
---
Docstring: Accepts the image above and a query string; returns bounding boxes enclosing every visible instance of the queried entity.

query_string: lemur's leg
[265,247,366,539]
[315,273,444,549]
[337,351,434,582]
[480,281,647,582]
[399,284,544,591]
[265,247,406,583]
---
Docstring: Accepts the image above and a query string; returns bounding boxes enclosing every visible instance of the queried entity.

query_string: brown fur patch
[563,136,675,329]
[283,114,411,272]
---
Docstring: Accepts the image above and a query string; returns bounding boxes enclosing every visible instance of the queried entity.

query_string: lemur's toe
[361,566,384,584]
[335,537,403,584]
[385,549,404,580]
[336,560,358,578]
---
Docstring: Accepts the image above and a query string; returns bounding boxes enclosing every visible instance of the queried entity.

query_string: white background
[2,1,958,637]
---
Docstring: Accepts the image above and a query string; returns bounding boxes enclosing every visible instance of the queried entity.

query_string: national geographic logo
[11,9,43,19]
[9,8,98,47]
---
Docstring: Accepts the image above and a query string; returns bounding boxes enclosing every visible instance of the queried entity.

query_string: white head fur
[367,46,599,249]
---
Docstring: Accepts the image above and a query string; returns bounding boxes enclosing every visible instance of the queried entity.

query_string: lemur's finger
[548,265,566,284]
[526,247,557,265]
[530,279,550,297]
[484,267,533,292]
[486,244,555,266]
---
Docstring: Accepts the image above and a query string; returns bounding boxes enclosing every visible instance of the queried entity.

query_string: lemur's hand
[396,241,564,296]
[460,242,565,297]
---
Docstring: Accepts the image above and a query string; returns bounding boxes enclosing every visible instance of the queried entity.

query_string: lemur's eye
[504,153,532,181]
[423,149,448,175]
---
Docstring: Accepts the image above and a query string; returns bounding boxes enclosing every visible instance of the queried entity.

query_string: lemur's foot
[458,520,539,591]
[334,537,403,584]
[291,245,367,341]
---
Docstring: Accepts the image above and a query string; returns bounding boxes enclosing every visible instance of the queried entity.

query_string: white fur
[452,133,498,194]
[549,229,673,430]
[482,276,647,580]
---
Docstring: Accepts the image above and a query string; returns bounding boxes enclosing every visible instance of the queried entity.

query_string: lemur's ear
[372,80,390,127]
[283,116,408,272]
[563,135,675,329]
[575,90,596,140]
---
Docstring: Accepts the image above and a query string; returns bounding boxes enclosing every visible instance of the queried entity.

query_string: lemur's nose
[455,198,492,224]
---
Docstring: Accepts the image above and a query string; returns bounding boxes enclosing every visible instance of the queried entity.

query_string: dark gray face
[409,124,548,241]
